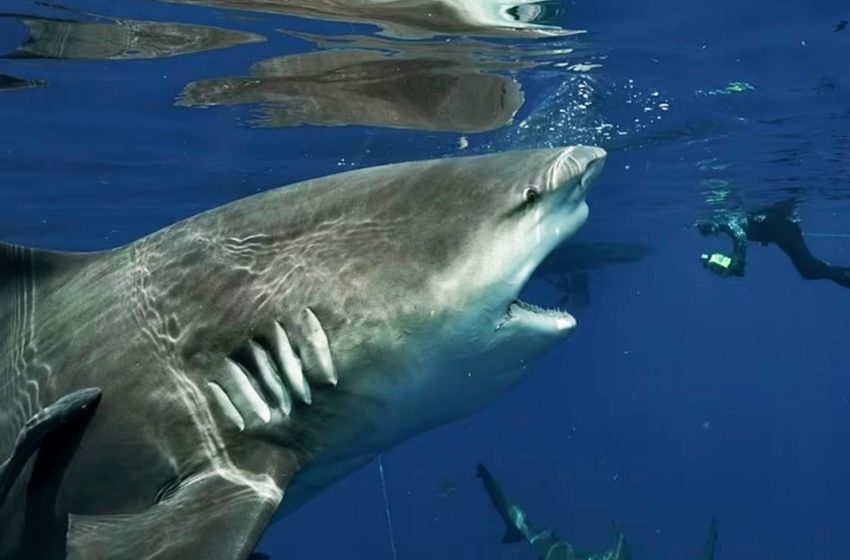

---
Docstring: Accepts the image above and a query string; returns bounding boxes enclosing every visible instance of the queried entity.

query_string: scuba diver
[696,199,850,288]
[477,463,717,560]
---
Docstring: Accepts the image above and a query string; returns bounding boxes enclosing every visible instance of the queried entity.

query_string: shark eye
[522,186,541,204]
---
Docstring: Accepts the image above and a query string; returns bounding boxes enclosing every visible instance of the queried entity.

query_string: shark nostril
[580,153,606,190]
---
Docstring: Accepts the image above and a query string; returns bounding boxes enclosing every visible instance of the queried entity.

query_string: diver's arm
[697,216,748,276]
[725,216,748,276]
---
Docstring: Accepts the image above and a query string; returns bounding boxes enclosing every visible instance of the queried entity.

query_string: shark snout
[551,145,606,203]
[578,146,606,191]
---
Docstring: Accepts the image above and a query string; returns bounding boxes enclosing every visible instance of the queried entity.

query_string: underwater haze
[1,0,849,558]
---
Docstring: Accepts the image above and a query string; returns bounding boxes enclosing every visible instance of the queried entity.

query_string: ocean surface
[1,0,849,558]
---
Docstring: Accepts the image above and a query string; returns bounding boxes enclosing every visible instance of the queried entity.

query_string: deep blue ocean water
[1,0,849,558]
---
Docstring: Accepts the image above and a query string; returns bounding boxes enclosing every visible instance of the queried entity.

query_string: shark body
[0,146,605,559]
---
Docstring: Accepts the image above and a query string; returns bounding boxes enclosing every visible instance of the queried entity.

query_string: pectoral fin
[67,471,286,560]
[0,387,101,507]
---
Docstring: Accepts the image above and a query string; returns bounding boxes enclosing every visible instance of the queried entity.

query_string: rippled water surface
[1,0,849,558]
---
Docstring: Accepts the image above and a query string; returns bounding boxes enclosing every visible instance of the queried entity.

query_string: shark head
[239,146,606,449]
[364,146,606,426]
[150,146,605,467]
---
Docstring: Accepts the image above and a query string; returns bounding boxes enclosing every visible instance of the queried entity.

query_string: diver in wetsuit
[476,463,717,560]
[696,200,850,288]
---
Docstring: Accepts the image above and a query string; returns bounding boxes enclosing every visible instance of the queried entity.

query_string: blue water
[1,0,849,558]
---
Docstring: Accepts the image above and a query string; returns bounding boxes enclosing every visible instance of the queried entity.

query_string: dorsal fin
[0,241,104,286]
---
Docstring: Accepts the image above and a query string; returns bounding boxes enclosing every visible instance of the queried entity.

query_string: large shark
[0,145,605,559]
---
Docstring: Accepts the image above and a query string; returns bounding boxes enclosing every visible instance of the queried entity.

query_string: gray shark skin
[0,146,605,559]
[161,0,579,39]
[177,47,526,133]
[478,463,631,559]
[477,464,717,560]
[2,15,264,60]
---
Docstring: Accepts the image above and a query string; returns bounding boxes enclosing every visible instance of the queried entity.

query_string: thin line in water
[804,233,850,238]
[378,455,399,560]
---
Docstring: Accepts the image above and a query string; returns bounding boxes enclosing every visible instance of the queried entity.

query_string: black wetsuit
[698,202,850,288]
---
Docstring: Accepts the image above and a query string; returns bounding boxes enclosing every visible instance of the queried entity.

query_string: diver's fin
[248,554,271,560]
[67,469,289,560]
[0,388,101,506]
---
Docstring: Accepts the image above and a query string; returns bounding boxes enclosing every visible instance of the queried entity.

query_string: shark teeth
[495,299,575,331]
[511,298,573,318]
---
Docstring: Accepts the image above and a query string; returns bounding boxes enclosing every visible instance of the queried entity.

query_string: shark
[0,145,605,559]
[477,463,718,560]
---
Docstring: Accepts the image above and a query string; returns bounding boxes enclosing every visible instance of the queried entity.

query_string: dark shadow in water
[176,33,538,133]
[0,73,46,91]
[160,0,577,39]
[532,242,654,308]
[0,13,264,60]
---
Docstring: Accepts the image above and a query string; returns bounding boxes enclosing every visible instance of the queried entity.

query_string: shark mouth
[492,146,605,335]
[495,282,577,333]
[504,298,576,331]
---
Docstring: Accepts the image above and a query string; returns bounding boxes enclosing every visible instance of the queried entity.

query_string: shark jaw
[492,150,605,341]
[497,299,577,333]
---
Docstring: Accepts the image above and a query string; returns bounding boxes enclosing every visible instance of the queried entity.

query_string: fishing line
[378,455,399,560]
[804,232,850,239]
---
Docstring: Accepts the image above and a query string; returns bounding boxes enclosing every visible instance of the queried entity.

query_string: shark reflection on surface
[177,40,529,133]
[160,0,579,39]
[1,13,264,61]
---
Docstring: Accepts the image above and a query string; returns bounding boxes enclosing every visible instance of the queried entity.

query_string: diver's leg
[826,266,850,288]
[773,222,834,280]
